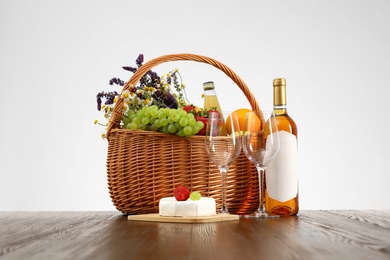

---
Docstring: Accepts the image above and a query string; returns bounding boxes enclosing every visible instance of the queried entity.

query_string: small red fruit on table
[173,185,190,201]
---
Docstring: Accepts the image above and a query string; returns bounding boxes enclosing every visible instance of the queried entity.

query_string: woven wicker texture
[106,53,261,215]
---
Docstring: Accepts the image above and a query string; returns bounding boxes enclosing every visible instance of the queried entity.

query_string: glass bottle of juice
[203,81,227,136]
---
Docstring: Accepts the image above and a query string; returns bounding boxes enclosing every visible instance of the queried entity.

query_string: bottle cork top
[273,78,286,86]
[203,81,215,90]
[273,78,287,106]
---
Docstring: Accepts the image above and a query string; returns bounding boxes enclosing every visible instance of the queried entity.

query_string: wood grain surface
[0,210,389,260]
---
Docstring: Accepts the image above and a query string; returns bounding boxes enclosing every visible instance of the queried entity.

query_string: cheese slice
[159,197,216,217]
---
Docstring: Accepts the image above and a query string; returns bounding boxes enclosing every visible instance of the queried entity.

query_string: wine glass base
[243,211,279,218]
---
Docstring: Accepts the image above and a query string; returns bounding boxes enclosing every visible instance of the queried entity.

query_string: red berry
[173,185,190,201]
[208,109,220,118]
[183,105,196,115]
[195,116,208,135]
[207,110,221,135]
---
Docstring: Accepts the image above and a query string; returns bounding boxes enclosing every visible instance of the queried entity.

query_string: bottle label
[266,130,299,202]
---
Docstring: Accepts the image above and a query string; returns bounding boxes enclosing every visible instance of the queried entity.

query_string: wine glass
[242,110,280,218]
[204,111,242,214]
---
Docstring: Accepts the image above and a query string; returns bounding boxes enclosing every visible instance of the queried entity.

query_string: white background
[1,0,389,211]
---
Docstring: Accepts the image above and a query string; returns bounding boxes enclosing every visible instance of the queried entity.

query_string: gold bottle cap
[203,81,215,90]
[273,78,286,86]
[273,78,286,106]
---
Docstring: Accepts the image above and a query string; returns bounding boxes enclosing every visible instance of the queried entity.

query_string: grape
[192,126,199,135]
[168,124,177,133]
[169,109,177,117]
[188,118,196,127]
[132,117,141,125]
[192,123,200,133]
[178,110,187,117]
[175,122,183,130]
[139,124,146,130]
[158,111,166,119]
[129,114,136,122]
[129,122,138,130]
[178,129,185,137]
[186,113,195,120]
[136,110,144,118]
[150,124,159,131]
[183,126,193,136]
[142,117,150,125]
[164,108,171,116]
[151,107,159,116]
[190,191,202,201]
[150,109,158,118]
[160,118,168,126]
[196,121,204,129]
[172,114,180,122]
[161,125,169,134]
[123,117,131,126]
[154,119,161,128]
[179,117,188,127]
[127,110,136,118]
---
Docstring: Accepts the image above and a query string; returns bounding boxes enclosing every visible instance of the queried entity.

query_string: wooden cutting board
[127,213,239,223]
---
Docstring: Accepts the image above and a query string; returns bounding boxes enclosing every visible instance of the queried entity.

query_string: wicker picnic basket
[106,53,261,215]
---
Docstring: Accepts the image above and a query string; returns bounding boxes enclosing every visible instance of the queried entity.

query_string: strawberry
[207,109,220,118]
[173,185,190,201]
[208,109,221,135]
[194,109,222,136]
[195,115,208,135]
[183,104,196,115]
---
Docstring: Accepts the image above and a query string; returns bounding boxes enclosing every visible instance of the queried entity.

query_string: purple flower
[122,66,137,73]
[97,95,102,111]
[105,91,118,105]
[165,92,178,108]
[96,91,118,111]
[109,78,125,86]
[136,54,144,67]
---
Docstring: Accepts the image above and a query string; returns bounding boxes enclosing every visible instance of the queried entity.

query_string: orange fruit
[226,108,261,134]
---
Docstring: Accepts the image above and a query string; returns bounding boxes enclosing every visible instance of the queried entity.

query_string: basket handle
[107,53,261,138]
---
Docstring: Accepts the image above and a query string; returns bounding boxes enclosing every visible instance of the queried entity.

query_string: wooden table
[1,210,389,259]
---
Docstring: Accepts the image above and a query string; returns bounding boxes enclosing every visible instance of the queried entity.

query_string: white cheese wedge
[159,197,216,217]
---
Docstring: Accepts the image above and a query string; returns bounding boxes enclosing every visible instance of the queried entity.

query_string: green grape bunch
[123,105,205,138]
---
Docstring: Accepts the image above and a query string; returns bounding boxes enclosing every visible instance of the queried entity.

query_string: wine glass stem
[257,167,266,214]
[219,167,229,214]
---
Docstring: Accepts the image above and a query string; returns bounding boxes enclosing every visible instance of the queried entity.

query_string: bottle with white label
[265,78,299,216]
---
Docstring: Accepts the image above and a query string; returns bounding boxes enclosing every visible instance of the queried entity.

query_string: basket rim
[110,128,243,141]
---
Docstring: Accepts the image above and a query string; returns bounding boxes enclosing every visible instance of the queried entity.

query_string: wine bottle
[203,81,227,135]
[265,78,299,216]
